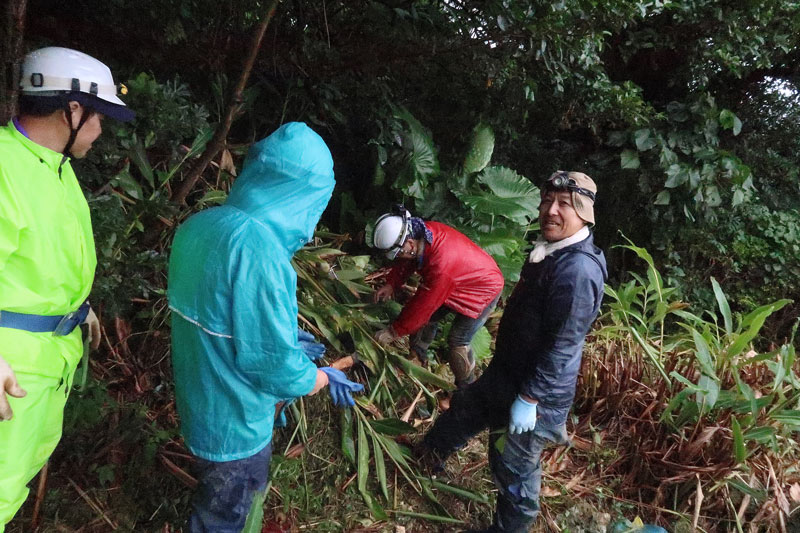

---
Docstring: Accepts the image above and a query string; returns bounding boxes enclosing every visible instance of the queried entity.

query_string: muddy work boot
[448,345,476,388]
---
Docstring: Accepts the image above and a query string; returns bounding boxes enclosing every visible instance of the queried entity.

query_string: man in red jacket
[372,207,504,387]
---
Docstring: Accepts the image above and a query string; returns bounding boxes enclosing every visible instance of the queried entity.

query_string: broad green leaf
[696,374,720,412]
[728,300,791,359]
[379,434,413,470]
[392,510,463,524]
[621,149,640,169]
[720,109,743,136]
[241,488,267,533]
[733,373,759,419]
[393,107,440,181]
[630,328,669,383]
[664,164,688,188]
[493,431,507,454]
[371,434,389,501]
[360,491,387,520]
[196,190,227,206]
[670,371,701,390]
[130,138,154,189]
[691,328,717,377]
[419,477,442,507]
[477,166,540,213]
[463,123,495,174]
[460,193,531,225]
[341,408,356,465]
[429,479,490,504]
[727,478,767,502]
[330,269,365,281]
[770,409,800,427]
[705,185,722,207]
[654,190,670,205]
[711,277,733,334]
[186,126,214,158]
[357,418,369,494]
[469,227,524,257]
[369,418,415,436]
[634,128,657,151]
[743,426,776,444]
[471,326,492,361]
[386,352,455,391]
[112,168,143,200]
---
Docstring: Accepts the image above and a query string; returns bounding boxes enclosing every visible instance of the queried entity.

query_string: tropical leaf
[478,166,540,213]
[392,107,440,197]
[463,123,495,174]
[471,326,492,361]
[459,194,531,225]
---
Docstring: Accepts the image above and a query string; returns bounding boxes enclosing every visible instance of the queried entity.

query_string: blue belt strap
[0,301,90,336]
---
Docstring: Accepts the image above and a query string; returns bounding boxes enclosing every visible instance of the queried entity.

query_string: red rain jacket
[386,221,504,336]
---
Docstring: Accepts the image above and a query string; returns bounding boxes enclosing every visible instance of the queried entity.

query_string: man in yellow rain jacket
[0,47,134,529]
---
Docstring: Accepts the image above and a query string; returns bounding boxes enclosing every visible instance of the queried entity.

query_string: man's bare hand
[0,356,26,421]
[84,307,101,350]
[373,284,395,303]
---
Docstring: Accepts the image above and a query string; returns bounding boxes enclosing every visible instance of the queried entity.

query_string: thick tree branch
[172,0,280,205]
[1,0,27,124]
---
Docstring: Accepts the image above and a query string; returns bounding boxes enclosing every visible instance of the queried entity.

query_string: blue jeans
[189,442,272,533]
[423,364,568,532]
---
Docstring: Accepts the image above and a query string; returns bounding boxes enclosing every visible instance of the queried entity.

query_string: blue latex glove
[274,399,295,428]
[298,328,325,361]
[508,395,537,435]
[320,367,364,407]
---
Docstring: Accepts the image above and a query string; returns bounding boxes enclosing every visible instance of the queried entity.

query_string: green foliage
[656,203,800,331]
[598,239,799,516]
[17,0,800,528]
[74,74,212,316]
[370,108,539,283]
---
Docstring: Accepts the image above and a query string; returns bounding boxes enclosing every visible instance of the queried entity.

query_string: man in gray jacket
[419,171,607,533]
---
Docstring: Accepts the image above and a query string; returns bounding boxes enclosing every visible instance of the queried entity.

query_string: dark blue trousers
[423,364,568,532]
[189,441,272,533]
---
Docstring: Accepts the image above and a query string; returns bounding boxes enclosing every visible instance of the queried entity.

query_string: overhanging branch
[172,0,280,205]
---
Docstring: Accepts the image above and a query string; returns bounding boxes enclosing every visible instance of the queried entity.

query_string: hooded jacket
[0,121,95,381]
[385,222,504,336]
[492,233,607,425]
[168,123,335,461]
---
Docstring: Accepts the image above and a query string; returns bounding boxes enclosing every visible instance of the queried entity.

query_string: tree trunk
[1,0,27,124]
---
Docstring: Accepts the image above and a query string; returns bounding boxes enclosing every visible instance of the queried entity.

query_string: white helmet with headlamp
[373,207,412,260]
[19,47,135,157]
[20,47,134,122]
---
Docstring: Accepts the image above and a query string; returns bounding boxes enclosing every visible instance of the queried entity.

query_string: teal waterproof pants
[0,370,72,531]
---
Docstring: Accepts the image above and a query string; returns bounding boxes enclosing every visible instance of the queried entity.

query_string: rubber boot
[448,345,476,388]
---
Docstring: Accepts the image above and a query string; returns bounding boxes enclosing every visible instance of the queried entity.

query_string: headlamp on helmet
[373,205,412,260]
[546,171,596,202]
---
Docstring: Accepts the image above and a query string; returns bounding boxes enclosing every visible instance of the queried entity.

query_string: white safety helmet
[20,47,134,122]
[373,208,412,260]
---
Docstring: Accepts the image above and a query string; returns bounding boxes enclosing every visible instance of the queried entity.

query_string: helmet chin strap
[62,102,91,158]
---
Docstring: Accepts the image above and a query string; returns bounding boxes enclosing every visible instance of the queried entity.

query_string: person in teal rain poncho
[168,122,363,532]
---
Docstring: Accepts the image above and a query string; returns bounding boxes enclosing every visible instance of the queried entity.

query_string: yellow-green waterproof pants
[0,371,70,531]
